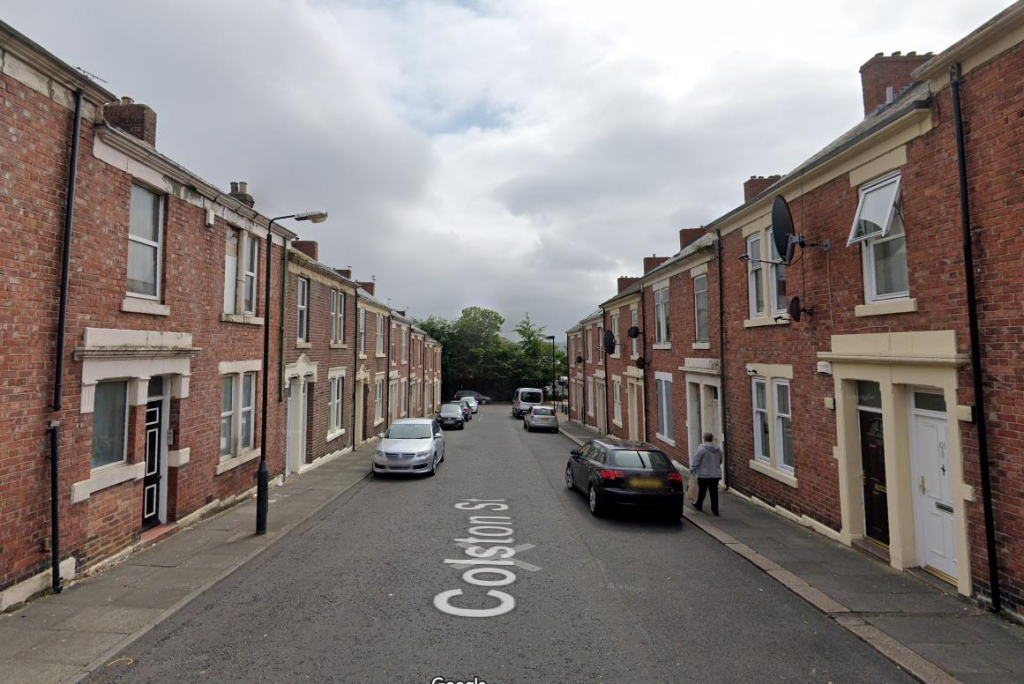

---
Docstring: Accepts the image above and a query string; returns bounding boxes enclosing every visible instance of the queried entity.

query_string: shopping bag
[686,472,699,504]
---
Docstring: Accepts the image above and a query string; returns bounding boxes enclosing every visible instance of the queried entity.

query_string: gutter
[48,88,84,594]
[950,62,1001,613]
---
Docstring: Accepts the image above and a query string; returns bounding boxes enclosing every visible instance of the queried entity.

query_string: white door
[597,384,607,434]
[910,394,956,580]
[300,380,309,466]
[286,379,299,474]
[687,382,702,457]
[627,383,638,441]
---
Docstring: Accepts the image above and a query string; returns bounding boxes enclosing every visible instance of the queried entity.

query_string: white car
[463,396,479,414]
[512,387,544,418]
[372,418,445,476]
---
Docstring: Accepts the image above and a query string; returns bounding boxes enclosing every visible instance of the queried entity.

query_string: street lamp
[546,335,556,412]
[257,211,328,536]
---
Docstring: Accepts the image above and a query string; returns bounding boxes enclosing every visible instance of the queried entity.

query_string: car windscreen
[385,424,431,439]
[520,391,542,403]
[609,450,672,470]
[440,406,462,416]
[533,408,554,416]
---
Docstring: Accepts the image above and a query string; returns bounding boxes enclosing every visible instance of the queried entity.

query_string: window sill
[122,297,170,317]
[748,459,798,488]
[855,298,917,318]
[630,354,640,361]
[743,316,789,328]
[652,343,672,351]
[221,313,264,326]
[330,342,348,349]
[656,433,676,447]
[376,353,386,359]
[692,342,711,350]
[612,419,623,428]
[373,418,385,427]
[295,341,312,349]
[215,448,261,475]
[71,462,145,503]
[359,354,368,360]
[327,428,346,442]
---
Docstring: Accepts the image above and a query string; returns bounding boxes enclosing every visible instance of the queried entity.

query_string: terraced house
[567,3,1024,619]
[0,21,440,611]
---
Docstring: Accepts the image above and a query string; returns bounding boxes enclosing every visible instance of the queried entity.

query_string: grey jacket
[690,444,722,479]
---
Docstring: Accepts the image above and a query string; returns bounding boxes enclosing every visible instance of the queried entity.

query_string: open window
[847,172,901,245]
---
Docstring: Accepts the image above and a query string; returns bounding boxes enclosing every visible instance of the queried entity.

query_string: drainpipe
[640,284,649,442]
[716,229,729,489]
[278,240,288,402]
[565,332,570,416]
[48,89,84,594]
[602,308,610,436]
[385,316,391,430]
[351,291,359,446]
[950,63,1001,613]
[581,331,587,424]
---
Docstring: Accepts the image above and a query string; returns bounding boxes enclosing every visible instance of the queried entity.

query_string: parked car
[454,390,491,405]
[372,418,445,477]
[438,403,465,430]
[565,438,683,520]
[524,405,558,432]
[451,400,472,421]
[462,396,479,414]
[511,387,544,418]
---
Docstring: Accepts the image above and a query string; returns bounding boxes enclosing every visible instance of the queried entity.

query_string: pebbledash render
[567,3,1024,619]
[0,21,440,609]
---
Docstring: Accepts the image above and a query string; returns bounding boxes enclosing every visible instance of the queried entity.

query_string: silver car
[372,418,445,476]
[524,405,559,433]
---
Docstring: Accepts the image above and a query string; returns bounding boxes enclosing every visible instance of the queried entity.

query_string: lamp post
[546,335,556,410]
[257,211,328,536]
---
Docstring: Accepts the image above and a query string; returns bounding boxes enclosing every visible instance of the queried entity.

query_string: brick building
[0,21,440,610]
[566,3,1024,618]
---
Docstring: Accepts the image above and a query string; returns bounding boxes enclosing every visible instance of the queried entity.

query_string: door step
[140,523,178,547]
[852,537,891,564]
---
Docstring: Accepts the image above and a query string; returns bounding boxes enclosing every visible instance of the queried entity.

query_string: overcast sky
[2,0,1011,336]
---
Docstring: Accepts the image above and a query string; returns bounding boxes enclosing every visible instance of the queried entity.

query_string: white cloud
[1,0,1013,334]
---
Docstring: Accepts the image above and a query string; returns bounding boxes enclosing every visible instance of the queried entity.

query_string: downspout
[602,308,610,436]
[385,315,391,429]
[950,63,1001,613]
[278,239,288,402]
[565,332,570,416]
[48,88,84,594]
[716,229,729,490]
[640,284,649,442]
[351,291,359,445]
[581,332,587,424]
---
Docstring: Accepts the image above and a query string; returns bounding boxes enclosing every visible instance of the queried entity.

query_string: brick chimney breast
[292,240,318,260]
[357,281,376,296]
[679,228,705,250]
[103,96,157,146]
[859,51,931,116]
[335,268,353,280]
[743,175,783,203]
[617,276,640,293]
[643,255,669,274]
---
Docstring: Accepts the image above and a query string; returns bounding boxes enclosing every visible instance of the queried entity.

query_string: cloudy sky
[3,0,1011,336]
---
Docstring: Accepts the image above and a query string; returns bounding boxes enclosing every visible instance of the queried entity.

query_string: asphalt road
[89,405,912,683]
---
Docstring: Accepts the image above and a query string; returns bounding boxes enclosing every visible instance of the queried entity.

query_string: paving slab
[55,606,164,635]
[16,631,127,666]
[0,660,80,684]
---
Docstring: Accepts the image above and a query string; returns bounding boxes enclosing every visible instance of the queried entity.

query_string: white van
[512,387,544,418]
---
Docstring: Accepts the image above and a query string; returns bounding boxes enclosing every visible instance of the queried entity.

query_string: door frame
[858,402,889,546]
[909,387,956,581]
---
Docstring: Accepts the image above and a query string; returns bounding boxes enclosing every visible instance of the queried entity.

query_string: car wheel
[565,464,575,491]
[429,456,437,477]
[588,485,604,517]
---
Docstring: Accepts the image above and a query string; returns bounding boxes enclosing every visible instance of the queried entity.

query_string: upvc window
[613,379,622,424]
[358,309,366,354]
[597,325,604,364]
[747,235,764,317]
[752,378,769,463]
[376,314,385,354]
[220,376,235,458]
[92,380,128,469]
[243,234,258,314]
[330,290,345,343]
[390,323,396,362]
[221,372,256,459]
[774,380,793,471]
[848,172,901,245]
[401,379,408,415]
[768,237,786,316]
[296,278,309,342]
[610,314,620,355]
[224,230,238,314]
[655,373,674,444]
[127,184,163,299]
[586,329,593,362]
[587,378,594,416]
[863,209,909,302]
[654,286,670,345]
[402,326,408,363]
[631,310,639,356]
[694,275,709,343]
[240,372,255,451]
[328,376,345,435]
[374,378,384,422]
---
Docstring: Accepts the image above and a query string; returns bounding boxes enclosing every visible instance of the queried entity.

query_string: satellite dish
[636,358,646,370]
[626,326,641,339]
[788,296,813,322]
[603,329,616,354]
[771,195,795,263]
[575,355,583,364]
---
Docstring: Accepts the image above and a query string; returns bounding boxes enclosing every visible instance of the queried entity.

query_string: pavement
[79,406,914,683]
[0,442,374,684]
[560,419,1024,684]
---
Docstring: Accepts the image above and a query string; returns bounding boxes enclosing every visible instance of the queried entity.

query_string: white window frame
[401,379,408,416]
[655,372,674,445]
[752,377,769,464]
[296,278,309,342]
[610,313,620,357]
[390,322,397,363]
[862,208,910,303]
[224,229,239,315]
[243,234,258,315]
[586,328,593,363]
[654,286,670,345]
[330,290,346,343]
[597,325,604,365]
[768,236,787,317]
[374,378,384,423]
[693,274,709,343]
[92,380,129,470]
[773,379,794,473]
[630,309,639,357]
[847,171,902,246]
[220,375,235,459]
[402,326,408,364]
[126,183,164,300]
[747,234,764,317]
[358,309,366,355]
[586,377,594,416]
[328,375,345,437]
[376,314,385,355]
[221,371,257,460]
[613,379,622,424]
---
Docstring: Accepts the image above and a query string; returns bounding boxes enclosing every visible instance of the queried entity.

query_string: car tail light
[599,469,626,482]
[666,471,683,484]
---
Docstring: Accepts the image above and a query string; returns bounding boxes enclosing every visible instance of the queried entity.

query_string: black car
[565,438,683,520]
[438,404,465,430]
[454,389,491,404]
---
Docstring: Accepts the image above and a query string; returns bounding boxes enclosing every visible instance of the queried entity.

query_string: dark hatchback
[438,403,465,430]
[565,439,683,520]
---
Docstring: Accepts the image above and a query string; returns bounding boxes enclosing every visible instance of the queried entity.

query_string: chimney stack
[357,281,376,296]
[679,228,705,250]
[292,240,318,260]
[617,276,639,293]
[335,268,353,280]
[743,175,782,203]
[859,51,931,116]
[643,255,669,274]
[229,181,255,208]
[103,96,157,146]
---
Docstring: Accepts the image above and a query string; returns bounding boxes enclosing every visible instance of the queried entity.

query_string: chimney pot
[103,97,157,146]
[230,182,239,193]
[228,180,255,208]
